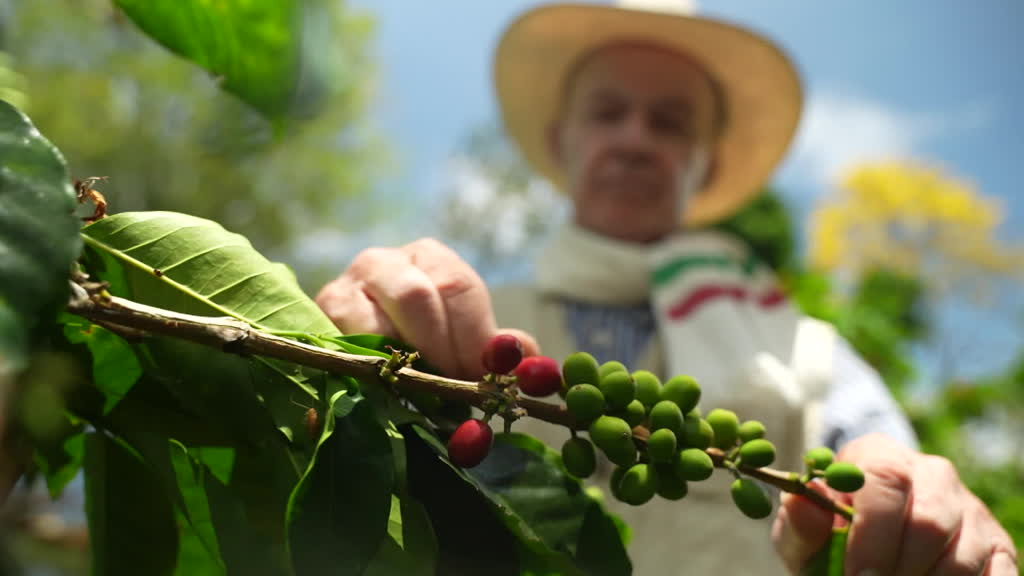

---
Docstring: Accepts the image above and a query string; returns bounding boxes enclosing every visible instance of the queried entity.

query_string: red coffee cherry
[481,334,524,374]
[447,419,494,468]
[514,355,563,397]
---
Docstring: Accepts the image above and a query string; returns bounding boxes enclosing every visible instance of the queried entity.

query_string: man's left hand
[772,433,1018,575]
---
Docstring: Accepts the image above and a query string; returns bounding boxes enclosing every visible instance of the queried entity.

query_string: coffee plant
[0,3,864,574]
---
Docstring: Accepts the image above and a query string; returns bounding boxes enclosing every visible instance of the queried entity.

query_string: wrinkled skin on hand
[772,433,1018,575]
[315,237,539,380]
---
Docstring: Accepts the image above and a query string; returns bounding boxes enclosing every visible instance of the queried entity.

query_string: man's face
[550,43,719,243]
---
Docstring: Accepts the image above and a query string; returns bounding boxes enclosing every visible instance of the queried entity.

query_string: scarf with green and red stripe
[535,222,832,434]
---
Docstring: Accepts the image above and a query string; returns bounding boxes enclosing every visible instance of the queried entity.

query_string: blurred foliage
[0,0,386,289]
[436,121,567,281]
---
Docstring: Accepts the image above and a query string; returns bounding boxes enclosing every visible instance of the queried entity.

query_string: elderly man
[316,2,1017,574]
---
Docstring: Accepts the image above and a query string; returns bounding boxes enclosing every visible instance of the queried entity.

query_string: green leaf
[100,339,303,576]
[363,426,438,576]
[169,440,227,575]
[112,0,299,122]
[403,424,522,576]
[81,211,339,335]
[34,431,85,500]
[62,319,142,414]
[287,393,395,575]
[0,99,81,376]
[84,432,179,576]
[191,446,235,486]
[470,433,631,576]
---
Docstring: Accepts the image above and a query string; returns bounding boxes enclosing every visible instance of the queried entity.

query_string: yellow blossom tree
[810,160,1024,301]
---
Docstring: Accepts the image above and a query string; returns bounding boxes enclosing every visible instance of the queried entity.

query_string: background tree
[436,120,567,283]
[0,0,386,293]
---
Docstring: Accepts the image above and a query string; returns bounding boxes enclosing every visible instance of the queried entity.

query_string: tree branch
[66,291,853,521]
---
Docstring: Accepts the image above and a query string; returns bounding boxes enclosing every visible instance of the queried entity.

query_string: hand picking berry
[481,333,524,374]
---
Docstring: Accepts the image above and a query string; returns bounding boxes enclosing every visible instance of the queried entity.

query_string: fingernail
[857,571,879,576]
[779,491,792,506]
[989,552,1018,576]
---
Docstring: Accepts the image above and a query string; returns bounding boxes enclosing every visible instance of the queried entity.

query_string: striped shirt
[564,299,919,452]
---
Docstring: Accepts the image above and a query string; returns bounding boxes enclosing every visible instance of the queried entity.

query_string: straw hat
[493,0,803,226]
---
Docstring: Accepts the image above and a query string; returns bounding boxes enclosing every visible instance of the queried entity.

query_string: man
[316,1,1017,574]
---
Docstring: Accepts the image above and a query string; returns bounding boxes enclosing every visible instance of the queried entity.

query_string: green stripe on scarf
[651,253,759,287]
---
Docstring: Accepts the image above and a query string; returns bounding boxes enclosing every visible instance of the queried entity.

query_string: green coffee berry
[738,420,766,442]
[632,370,662,407]
[616,399,646,428]
[649,400,684,436]
[609,466,627,501]
[661,375,701,414]
[675,448,714,481]
[561,437,597,479]
[563,352,601,388]
[599,360,628,380]
[619,464,658,506]
[588,415,631,447]
[730,478,772,519]
[603,437,639,468]
[738,439,776,468]
[706,408,740,449]
[686,407,702,419]
[824,462,865,493]
[655,465,688,501]
[804,446,835,471]
[566,384,605,424]
[589,416,637,467]
[600,370,636,411]
[647,428,677,463]
[682,417,714,450]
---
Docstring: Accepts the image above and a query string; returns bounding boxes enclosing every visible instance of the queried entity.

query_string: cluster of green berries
[558,351,866,519]
[446,336,866,520]
[559,351,774,514]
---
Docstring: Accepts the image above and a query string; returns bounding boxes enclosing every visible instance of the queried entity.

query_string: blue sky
[339,0,1024,386]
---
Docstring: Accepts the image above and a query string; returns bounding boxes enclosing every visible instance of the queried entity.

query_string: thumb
[772,484,837,573]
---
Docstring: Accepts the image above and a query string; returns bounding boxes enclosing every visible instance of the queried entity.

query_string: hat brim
[493,3,803,227]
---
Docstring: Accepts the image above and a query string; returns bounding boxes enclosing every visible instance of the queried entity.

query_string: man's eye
[652,115,684,133]
[591,106,622,123]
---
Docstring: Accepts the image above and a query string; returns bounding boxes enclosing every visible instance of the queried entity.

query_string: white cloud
[777,91,996,195]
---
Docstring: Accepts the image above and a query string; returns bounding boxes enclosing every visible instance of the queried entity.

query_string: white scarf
[535,222,830,438]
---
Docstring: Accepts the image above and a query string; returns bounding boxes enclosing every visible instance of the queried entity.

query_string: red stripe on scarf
[668,284,788,320]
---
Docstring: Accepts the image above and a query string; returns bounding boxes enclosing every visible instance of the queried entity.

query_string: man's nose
[615,112,657,153]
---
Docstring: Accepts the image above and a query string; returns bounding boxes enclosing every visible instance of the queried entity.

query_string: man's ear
[546,121,564,168]
[702,149,719,189]
[691,145,719,196]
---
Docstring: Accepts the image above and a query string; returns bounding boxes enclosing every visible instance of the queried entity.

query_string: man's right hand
[315,237,539,380]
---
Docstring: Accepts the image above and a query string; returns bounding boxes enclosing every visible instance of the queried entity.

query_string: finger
[930,493,989,575]
[316,274,397,338]
[984,552,1019,576]
[839,434,914,575]
[355,247,458,377]
[933,492,1017,576]
[893,455,965,575]
[499,328,542,359]
[771,482,836,574]
[402,238,497,379]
